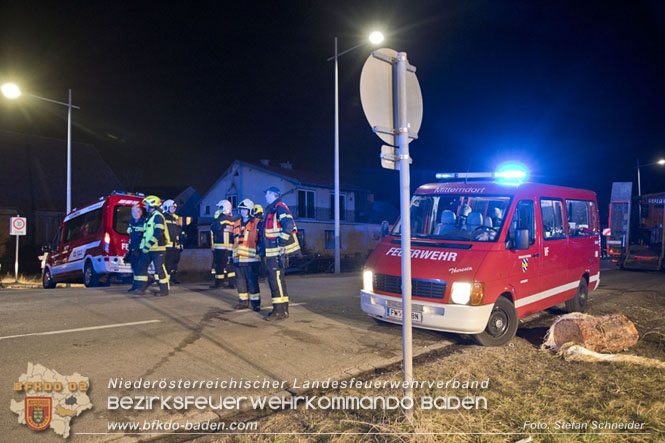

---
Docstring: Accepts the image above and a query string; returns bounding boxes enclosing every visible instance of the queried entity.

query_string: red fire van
[361,177,600,346]
[41,192,144,288]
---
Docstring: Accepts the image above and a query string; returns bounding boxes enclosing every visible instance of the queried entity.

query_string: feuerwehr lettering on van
[385,247,457,262]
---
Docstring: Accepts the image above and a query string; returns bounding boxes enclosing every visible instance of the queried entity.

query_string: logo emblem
[521,258,529,273]
[25,397,52,431]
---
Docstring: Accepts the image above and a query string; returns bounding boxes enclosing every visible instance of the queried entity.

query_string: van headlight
[363,270,374,292]
[451,282,484,305]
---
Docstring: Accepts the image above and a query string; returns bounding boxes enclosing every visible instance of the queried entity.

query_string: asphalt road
[1,274,454,442]
[2,264,662,442]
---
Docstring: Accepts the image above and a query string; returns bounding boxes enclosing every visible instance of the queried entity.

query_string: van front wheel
[564,278,588,313]
[83,261,100,287]
[472,296,518,346]
[43,268,56,289]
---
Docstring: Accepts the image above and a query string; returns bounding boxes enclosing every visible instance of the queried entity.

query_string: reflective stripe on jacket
[233,217,260,263]
[127,218,145,251]
[140,210,170,252]
[164,213,182,248]
[262,200,300,257]
[211,213,234,250]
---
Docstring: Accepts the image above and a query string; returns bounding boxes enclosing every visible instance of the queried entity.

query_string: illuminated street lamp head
[369,31,384,45]
[1,82,22,99]
[658,159,665,166]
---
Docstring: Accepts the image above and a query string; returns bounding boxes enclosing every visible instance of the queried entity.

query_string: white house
[198,160,383,257]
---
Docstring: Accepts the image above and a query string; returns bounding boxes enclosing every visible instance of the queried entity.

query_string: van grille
[373,274,447,300]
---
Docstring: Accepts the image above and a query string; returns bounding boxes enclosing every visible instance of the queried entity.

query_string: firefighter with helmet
[134,195,170,296]
[162,199,183,284]
[210,199,236,288]
[231,198,261,311]
[260,186,300,320]
[125,204,145,292]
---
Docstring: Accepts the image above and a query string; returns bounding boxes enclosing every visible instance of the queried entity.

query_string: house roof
[237,160,370,192]
[0,130,125,213]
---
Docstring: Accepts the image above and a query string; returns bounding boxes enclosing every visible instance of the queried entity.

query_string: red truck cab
[41,192,144,288]
[361,179,601,346]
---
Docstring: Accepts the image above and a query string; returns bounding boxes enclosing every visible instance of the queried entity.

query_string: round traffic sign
[359,48,423,146]
[13,218,25,230]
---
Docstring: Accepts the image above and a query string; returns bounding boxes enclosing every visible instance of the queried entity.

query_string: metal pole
[67,89,72,214]
[636,158,641,222]
[334,37,341,274]
[396,51,413,420]
[15,234,19,282]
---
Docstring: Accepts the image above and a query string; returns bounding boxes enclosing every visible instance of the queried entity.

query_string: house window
[298,189,315,219]
[329,193,346,221]
[205,205,210,215]
[226,195,238,209]
[325,230,342,249]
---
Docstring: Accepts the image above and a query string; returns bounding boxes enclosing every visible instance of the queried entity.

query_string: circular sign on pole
[359,48,423,146]
[10,217,27,236]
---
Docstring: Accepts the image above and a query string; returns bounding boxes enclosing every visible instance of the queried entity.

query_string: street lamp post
[636,157,665,219]
[328,31,384,274]
[1,83,80,214]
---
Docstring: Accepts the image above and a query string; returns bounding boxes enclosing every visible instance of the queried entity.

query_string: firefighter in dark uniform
[210,199,236,289]
[232,199,261,311]
[252,204,266,278]
[163,199,183,284]
[134,195,170,296]
[261,187,300,321]
[126,204,145,292]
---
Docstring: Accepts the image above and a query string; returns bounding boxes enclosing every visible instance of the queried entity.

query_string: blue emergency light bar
[436,165,528,183]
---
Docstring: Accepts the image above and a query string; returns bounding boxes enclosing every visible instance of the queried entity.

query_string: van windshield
[392,194,512,242]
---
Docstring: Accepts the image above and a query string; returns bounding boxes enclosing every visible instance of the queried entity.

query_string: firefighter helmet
[143,195,162,209]
[252,204,264,218]
[216,199,232,214]
[162,199,176,212]
[238,198,254,211]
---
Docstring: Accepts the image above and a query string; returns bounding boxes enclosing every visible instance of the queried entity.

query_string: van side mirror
[41,242,51,253]
[515,229,530,250]
[381,221,390,238]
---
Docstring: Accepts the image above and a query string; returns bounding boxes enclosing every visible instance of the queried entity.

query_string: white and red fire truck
[41,192,144,288]
[361,173,601,346]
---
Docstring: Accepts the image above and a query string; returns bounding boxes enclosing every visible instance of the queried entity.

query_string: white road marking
[0,320,161,341]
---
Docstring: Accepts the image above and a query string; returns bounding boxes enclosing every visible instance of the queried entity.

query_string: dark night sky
[2,1,665,215]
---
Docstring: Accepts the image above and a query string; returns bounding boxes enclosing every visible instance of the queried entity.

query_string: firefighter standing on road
[210,200,236,289]
[134,195,170,296]
[125,205,145,292]
[260,187,300,321]
[232,199,261,311]
[163,199,183,284]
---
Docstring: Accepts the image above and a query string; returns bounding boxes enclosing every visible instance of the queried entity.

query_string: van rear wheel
[564,278,588,313]
[472,296,518,346]
[83,261,100,287]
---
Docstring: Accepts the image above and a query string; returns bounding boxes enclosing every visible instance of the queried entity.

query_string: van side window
[53,227,63,251]
[566,200,599,237]
[509,200,535,244]
[64,208,102,242]
[540,199,566,240]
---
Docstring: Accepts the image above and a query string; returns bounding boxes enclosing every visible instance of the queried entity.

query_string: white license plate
[386,307,423,323]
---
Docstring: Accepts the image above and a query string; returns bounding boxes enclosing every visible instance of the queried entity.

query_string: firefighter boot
[209,277,223,289]
[264,303,287,321]
[170,271,180,284]
[250,300,261,312]
[233,300,249,310]
[155,282,169,297]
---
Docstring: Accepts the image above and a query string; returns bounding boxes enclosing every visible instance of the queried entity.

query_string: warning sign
[10,217,27,236]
